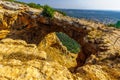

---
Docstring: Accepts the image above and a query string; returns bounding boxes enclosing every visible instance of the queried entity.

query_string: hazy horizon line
[55,8,120,12]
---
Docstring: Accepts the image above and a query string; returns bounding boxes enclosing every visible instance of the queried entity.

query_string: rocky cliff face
[0,1,120,80]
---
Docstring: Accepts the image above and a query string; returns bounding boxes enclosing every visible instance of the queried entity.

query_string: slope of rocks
[0,39,73,80]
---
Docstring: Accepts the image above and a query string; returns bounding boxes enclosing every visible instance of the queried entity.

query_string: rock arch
[6,12,100,66]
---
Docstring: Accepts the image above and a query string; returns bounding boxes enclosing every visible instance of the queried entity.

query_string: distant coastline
[56,8,120,12]
[56,9,120,24]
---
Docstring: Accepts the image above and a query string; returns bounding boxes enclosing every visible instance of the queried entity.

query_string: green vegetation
[42,6,67,18]
[107,21,120,28]
[107,24,115,27]
[56,32,80,53]
[42,5,55,18]
[115,21,120,28]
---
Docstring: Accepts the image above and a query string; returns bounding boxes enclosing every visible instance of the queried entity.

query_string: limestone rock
[0,1,119,80]
[0,59,73,80]
[39,51,47,60]
[76,64,120,80]
[0,38,74,80]
[0,38,46,60]
[0,1,25,10]
[0,30,9,39]
[38,32,78,69]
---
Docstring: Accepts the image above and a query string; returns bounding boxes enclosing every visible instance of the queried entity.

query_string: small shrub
[56,32,80,53]
[107,24,115,27]
[107,21,120,28]
[115,21,120,28]
[42,5,55,18]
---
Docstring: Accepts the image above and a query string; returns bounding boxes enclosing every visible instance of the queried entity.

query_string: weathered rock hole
[6,16,97,71]
[7,26,93,69]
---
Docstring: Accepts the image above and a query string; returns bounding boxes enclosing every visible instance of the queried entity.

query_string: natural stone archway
[5,12,99,67]
[0,1,112,67]
[0,1,120,79]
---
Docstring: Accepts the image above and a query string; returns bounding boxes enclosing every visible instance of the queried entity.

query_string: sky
[18,0,120,10]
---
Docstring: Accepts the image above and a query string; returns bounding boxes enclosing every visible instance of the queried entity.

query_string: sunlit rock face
[38,32,78,69]
[0,38,74,80]
[0,1,119,80]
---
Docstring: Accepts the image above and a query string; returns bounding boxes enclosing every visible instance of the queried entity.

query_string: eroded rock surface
[0,38,74,80]
[0,1,119,80]
[38,32,78,69]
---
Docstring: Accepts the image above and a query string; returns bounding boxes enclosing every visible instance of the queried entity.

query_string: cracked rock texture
[0,0,119,80]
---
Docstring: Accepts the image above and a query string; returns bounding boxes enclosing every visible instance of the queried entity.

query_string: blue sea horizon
[56,9,120,24]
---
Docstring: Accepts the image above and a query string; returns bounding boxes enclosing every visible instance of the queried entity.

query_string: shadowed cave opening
[6,16,97,69]
[6,26,91,69]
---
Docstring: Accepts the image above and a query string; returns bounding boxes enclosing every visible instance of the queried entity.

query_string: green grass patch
[56,32,80,53]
